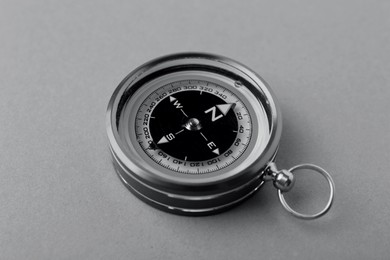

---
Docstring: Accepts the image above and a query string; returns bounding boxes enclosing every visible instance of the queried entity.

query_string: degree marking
[200,132,208,141]
[175,129,184,135]
[181,109,189,117]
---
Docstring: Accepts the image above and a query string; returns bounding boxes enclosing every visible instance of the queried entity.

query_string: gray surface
[1,1,389,259]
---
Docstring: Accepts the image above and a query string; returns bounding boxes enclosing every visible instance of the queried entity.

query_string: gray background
[1,0,389,259]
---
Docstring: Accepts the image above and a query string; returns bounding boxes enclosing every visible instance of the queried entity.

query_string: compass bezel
[106,53,282,215]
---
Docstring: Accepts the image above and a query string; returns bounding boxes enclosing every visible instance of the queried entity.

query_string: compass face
[135,79,252,174]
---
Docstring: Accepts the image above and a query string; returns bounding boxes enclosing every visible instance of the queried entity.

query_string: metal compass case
[106,53,334,219]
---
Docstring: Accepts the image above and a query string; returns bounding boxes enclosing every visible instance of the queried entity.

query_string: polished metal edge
[106,53,282,213]
[116,163,265,216]
[111,147,265,210]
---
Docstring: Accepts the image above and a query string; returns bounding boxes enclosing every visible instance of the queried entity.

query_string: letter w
[173,100,183,109]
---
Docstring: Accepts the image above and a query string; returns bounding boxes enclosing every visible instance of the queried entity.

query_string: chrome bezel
[106,53,282,215]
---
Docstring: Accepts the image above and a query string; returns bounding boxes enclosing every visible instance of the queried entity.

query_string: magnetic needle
[106,53,335,219]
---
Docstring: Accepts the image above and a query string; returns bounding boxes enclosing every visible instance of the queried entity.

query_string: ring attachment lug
[264,163,295,192]
[264,163,335,220]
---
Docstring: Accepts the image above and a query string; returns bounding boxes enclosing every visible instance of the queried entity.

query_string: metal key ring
[277,164,335,220]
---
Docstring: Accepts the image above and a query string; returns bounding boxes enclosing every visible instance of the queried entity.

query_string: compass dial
[135,80,252,174]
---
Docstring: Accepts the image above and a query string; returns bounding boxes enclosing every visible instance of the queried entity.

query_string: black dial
[135,79,253,174]
[149,90,237,161]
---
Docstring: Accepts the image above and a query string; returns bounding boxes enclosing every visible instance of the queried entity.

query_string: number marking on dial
[135,80,252,174]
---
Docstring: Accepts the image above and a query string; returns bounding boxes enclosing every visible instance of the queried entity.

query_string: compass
[107,53,335,219]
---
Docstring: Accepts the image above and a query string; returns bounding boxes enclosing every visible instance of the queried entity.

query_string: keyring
[277,164,335,220]
[106,52,336,219]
